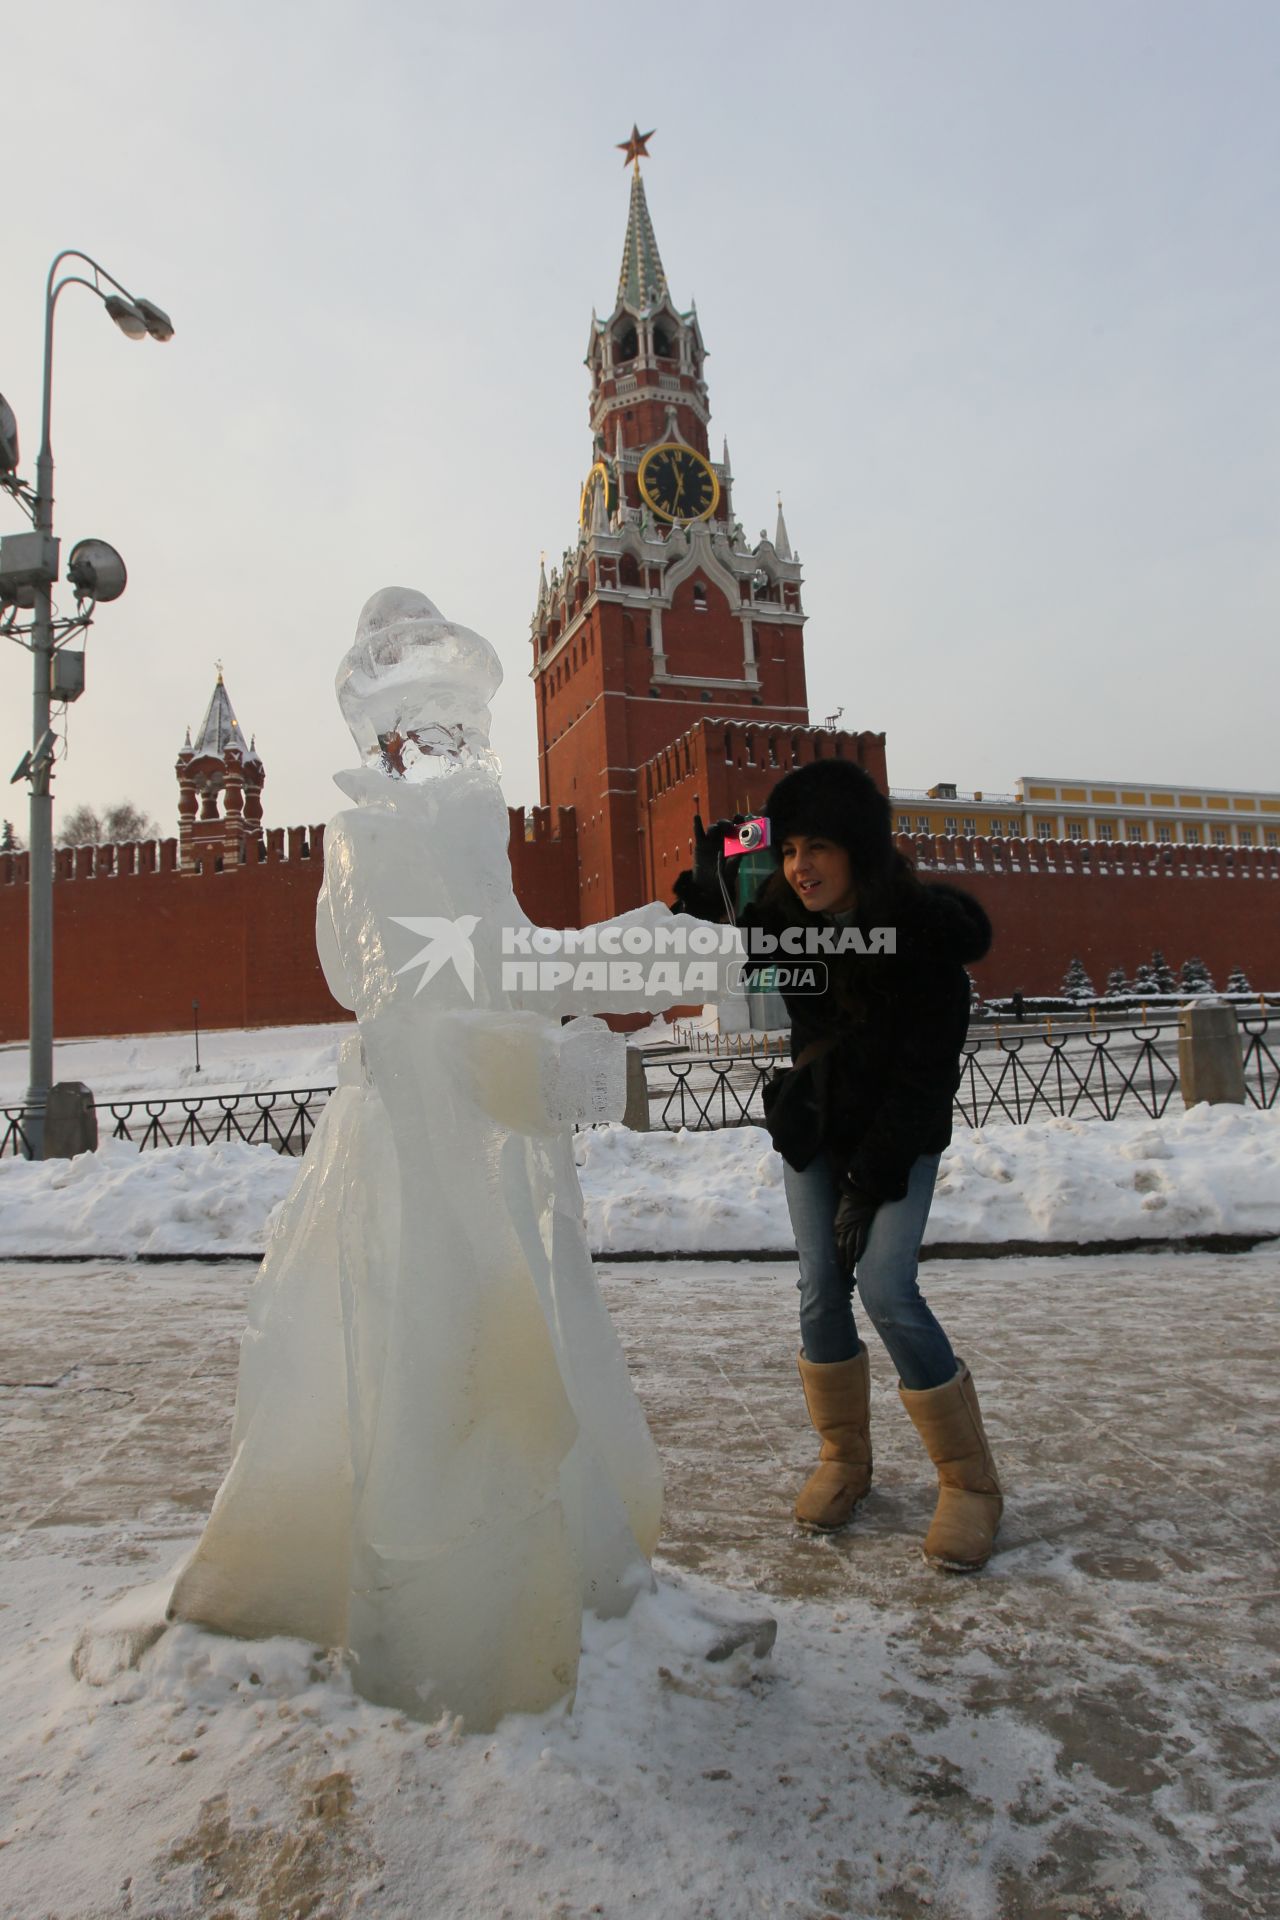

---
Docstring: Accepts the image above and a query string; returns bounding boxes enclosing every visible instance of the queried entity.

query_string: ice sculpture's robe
[169,762,715,1728]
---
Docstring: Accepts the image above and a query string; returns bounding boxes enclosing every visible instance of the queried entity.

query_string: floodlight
[103,295,148,340]
[67,538,128,603]
[11,729,56,784]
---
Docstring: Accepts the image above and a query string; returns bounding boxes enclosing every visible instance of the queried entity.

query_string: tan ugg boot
[899,1363,1002,1571]
[794,1347,872,1532]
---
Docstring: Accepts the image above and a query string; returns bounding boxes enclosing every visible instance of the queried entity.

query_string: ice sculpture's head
[336,586,504,780]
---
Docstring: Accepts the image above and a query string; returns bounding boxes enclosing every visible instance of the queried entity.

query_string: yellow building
[891,776,1280,849]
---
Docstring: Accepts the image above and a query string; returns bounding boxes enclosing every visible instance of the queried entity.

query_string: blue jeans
[782,1151,957,1390]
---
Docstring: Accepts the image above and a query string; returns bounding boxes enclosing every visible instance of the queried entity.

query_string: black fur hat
[765,760,895,882]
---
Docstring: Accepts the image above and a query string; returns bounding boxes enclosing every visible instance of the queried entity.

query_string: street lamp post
[0,251,173,1157]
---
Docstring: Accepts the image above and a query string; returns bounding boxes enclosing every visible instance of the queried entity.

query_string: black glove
[692,814,736,892]
[833,1179,879,1273]
[672,814,737,920]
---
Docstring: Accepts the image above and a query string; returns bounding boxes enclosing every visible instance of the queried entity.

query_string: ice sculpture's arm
[504,899,742,1018]
[316,877,355,1012]
[321,811,413,1024]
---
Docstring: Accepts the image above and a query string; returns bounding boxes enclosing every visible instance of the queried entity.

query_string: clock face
[638,443,720,524]
[579,460,618,527]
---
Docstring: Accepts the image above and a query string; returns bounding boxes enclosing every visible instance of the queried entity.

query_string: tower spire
[616,139,667,313]
[775,494,792,560]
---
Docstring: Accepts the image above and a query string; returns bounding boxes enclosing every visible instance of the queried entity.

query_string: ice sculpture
[169,587,713,1730]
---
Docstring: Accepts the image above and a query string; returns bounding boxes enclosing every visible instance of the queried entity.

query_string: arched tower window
[614,323,638,362]
[692,582,707,612]
[619,553,641,588]
[653,324,674,358]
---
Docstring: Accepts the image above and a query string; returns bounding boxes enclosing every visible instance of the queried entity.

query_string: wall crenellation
[905,833,1280,883]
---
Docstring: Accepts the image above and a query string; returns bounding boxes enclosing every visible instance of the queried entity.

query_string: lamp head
[103,295,148,341]
[133,297,175,343]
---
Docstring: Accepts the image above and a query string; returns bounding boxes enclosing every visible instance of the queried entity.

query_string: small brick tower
[531,129,810,918]
[176,668,265,871]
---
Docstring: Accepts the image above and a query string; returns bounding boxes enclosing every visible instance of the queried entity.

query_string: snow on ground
[0,1014,694,1107]
[0,1022,352,1104]
[1,1250,1276,1919]
[1,1106,1277,1258]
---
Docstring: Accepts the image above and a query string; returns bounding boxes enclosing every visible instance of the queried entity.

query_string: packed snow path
[1,1250,1276,1919]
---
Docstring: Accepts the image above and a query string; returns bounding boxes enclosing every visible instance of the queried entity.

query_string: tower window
[614,325,638,362]
[693,583,707,612]
[653,325,673,357]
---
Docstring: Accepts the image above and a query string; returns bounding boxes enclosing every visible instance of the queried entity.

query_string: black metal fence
[0,1087,332,1161]
[635,1015,1279,1132]
[0,1016,1274,1158]
[97,1088,332,1155]
[1241,1013,1280,1112]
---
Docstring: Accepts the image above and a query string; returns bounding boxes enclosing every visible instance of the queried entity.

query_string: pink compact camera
[724,817,771,858]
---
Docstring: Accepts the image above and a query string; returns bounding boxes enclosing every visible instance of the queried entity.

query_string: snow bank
[0,1137,296,1256]
[2,1106,1277,1258]
[577,1105,1280,1250]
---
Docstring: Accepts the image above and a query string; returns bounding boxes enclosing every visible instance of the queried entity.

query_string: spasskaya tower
[530,128,810,919]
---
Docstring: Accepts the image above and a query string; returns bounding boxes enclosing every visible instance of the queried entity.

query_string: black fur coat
[674,862,992,1202]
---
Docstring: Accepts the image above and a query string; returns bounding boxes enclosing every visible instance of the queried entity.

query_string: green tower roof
[616,168,668,314]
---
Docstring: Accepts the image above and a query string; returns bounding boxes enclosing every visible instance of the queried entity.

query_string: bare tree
[56,800,160,848]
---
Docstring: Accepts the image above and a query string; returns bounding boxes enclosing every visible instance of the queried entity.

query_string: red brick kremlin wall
[0,808,579,1043]
[1,813,1274,1043]
[910,834,1280,996]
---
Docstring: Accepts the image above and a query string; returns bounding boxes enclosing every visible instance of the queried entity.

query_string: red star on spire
[617,124,656,169]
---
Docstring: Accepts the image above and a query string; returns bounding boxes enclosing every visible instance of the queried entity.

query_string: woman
[675,760,1002,1572]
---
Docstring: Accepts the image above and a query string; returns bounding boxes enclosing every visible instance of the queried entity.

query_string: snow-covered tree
[1225,966,1252,995]
[0,819,22,852]
[1132,962,1155,995]
[966,969,985,1016]
[1103,965,1130,996]
[1179,956,1214,994]
[56,800,160,848]
[1149,950,1178,994]
[1061,955,1095,1001]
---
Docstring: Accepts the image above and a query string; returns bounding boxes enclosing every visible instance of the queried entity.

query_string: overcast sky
[3,0,1277,843]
